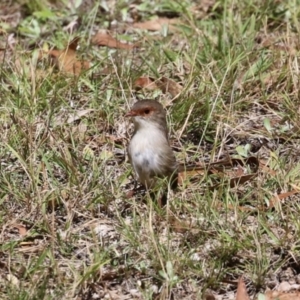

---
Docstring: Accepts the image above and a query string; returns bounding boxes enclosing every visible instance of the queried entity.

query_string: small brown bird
[126,100,178,193]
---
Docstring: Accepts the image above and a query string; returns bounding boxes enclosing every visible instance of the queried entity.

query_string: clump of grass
[1,0,300,299]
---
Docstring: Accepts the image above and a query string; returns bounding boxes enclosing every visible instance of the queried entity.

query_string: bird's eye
[144,109,150,114]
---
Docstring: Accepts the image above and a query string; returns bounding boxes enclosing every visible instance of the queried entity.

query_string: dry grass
[1,0,300,299]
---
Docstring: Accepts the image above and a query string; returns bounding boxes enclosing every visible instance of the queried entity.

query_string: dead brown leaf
[134,77,158,90]
[269,190,300,208]
[92,31,137,49]
[178,157,259,188]
[229,173,258,187]
[210,157,259,188]
[157,77,183,98]
[43,37,90,75]
[14,224,27,237]
[259,159,277,176]
[236,276,250,300]
[133,17,180,32]
[133,76,183,101]
[177,164,205,185]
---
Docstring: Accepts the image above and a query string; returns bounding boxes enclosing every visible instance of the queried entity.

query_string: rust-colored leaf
[177,164,205,185]
[236,276,250,300]
[229,173,257,187]
[178,157,259,189]
[215,157,259,187]
[259,159,277,176]
[157,77,183,98]
[44,37,90,75]
[133,76,183,101]
[92,32,137,49]
[134,77,158,90]
[14,224,27,237]
[133,17,180,31]
[269,189,300,208]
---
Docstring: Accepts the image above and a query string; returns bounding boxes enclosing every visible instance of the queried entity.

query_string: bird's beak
[125,110,137,117]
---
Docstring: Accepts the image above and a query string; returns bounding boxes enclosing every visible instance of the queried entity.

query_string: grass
[1,0,300,299]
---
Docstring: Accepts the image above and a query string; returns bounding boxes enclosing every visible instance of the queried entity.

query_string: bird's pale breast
[128,126,175,188]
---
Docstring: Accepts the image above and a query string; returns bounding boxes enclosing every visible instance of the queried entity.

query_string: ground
[1,0,300,299]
